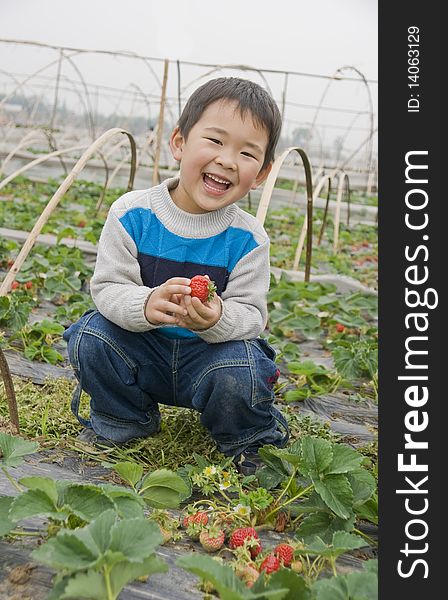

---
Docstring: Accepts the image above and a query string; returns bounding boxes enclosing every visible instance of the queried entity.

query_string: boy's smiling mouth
[203,173,232,195]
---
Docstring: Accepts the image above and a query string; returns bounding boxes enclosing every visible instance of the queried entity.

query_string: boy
[63,77,289,475]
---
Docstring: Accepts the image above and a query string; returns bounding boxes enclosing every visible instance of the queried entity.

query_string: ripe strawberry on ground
[182,511,209,528]
[199,525,225,552]
[182,511,209,541]
[190,275,217,303]
[260,553,281,574]
[273,543,294,567]
[335,323,345,333]
[11,281,19,290]
[24,281,33,289]
[228,527,262,558]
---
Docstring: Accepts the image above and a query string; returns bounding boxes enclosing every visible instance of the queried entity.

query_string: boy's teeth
[206,173,230,184]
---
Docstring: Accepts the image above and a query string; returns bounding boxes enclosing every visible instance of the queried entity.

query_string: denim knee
[191,338,288,455]
[63,311,161,442]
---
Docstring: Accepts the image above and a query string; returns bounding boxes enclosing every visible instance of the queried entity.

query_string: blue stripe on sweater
[119,207,259,273]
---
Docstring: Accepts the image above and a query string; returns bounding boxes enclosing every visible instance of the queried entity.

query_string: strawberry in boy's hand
[190,275,217,303]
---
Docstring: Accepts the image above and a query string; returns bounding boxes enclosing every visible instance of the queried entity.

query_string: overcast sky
[0,0,377,154]
[1,0,377,78]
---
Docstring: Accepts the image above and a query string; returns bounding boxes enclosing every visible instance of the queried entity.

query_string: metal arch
[308,65,375,176]
[180,65,273,98]
[256,146,314,281]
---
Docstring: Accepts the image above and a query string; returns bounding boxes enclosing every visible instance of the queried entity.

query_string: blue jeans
[63,310,289,457]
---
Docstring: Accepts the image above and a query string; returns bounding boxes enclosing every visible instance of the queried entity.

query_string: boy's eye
[242,152,256,159]
[207,138,222,145]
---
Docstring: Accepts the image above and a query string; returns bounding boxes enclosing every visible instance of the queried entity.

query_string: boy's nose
[215,152,237,171]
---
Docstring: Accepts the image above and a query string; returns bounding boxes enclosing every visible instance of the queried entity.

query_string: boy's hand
[145,277,191,325]
[175,293,222,331]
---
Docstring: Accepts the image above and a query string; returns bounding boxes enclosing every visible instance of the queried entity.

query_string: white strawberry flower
[233,504,251,517]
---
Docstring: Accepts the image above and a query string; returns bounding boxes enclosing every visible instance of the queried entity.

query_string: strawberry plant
[255,437,376,543]
[311,559,378,600]
[177,553,309,599]
[294,531,366,576]
[32,509,168,600]
[111,459,191,508]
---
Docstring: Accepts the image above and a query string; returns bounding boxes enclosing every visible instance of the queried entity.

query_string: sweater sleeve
[196,237,270,343]
[90,205,159,332]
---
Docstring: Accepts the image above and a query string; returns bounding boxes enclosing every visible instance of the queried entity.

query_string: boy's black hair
[178,77,282,171]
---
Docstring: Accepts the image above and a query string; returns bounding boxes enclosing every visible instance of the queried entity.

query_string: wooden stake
[152,59,169,186]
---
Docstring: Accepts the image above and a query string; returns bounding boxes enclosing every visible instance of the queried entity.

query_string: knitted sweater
[90,177,271,343]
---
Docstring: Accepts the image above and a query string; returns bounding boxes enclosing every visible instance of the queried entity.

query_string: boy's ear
[251,162,272,190]
[169,126,184,161]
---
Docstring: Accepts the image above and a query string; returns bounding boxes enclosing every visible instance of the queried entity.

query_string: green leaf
[345,570,378,599]
[299,437,333,477]
[177,554,247,600]
[257,465,286,490]
[284,389,308,402]
[32,532,98,571]
[295,511,355,544]
[80,509,116,555]
[140,469,190,509]
[59,571,106,599]
[331,531,366,552]
[107,493,145,519]
[109,518,163,561]
[325,445,363,475]
[312,576,350,600]
[110,554,168,596]
[355,495,378,525]
[347,469,376,507]
[262,569,311,599]
[313,474,353,519]
[258,446,293,475]
[9,489,61,521]
[62,484,115,521]
[0,496,15,536]
[112,461,143,488]
[19,476,59,505]
[312,569,378,600]
[0,433,39,468]
[268,446,302,468]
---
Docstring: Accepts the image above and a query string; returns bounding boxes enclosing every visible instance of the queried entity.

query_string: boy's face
[169,100,272,214]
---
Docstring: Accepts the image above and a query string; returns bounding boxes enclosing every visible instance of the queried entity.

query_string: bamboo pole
[0,348,20,433]
[333,172,350,254]
[0,128,136,296]
[152,59,169,186]
[255,146,313,281]
[317,177,332,245]
[292,169,338,271]
[0,145,87,191]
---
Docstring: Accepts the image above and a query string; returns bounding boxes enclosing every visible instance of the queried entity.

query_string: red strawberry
[11,281,19,290]
[77,220,87,228]
[199,526,225,552]
[229,527,261,558]
[335,323,345,332]
[190,275,217,303]
[273,543,294,567]
[25,281,33,289]
[182,511,209,528]
[260,553,281,574]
